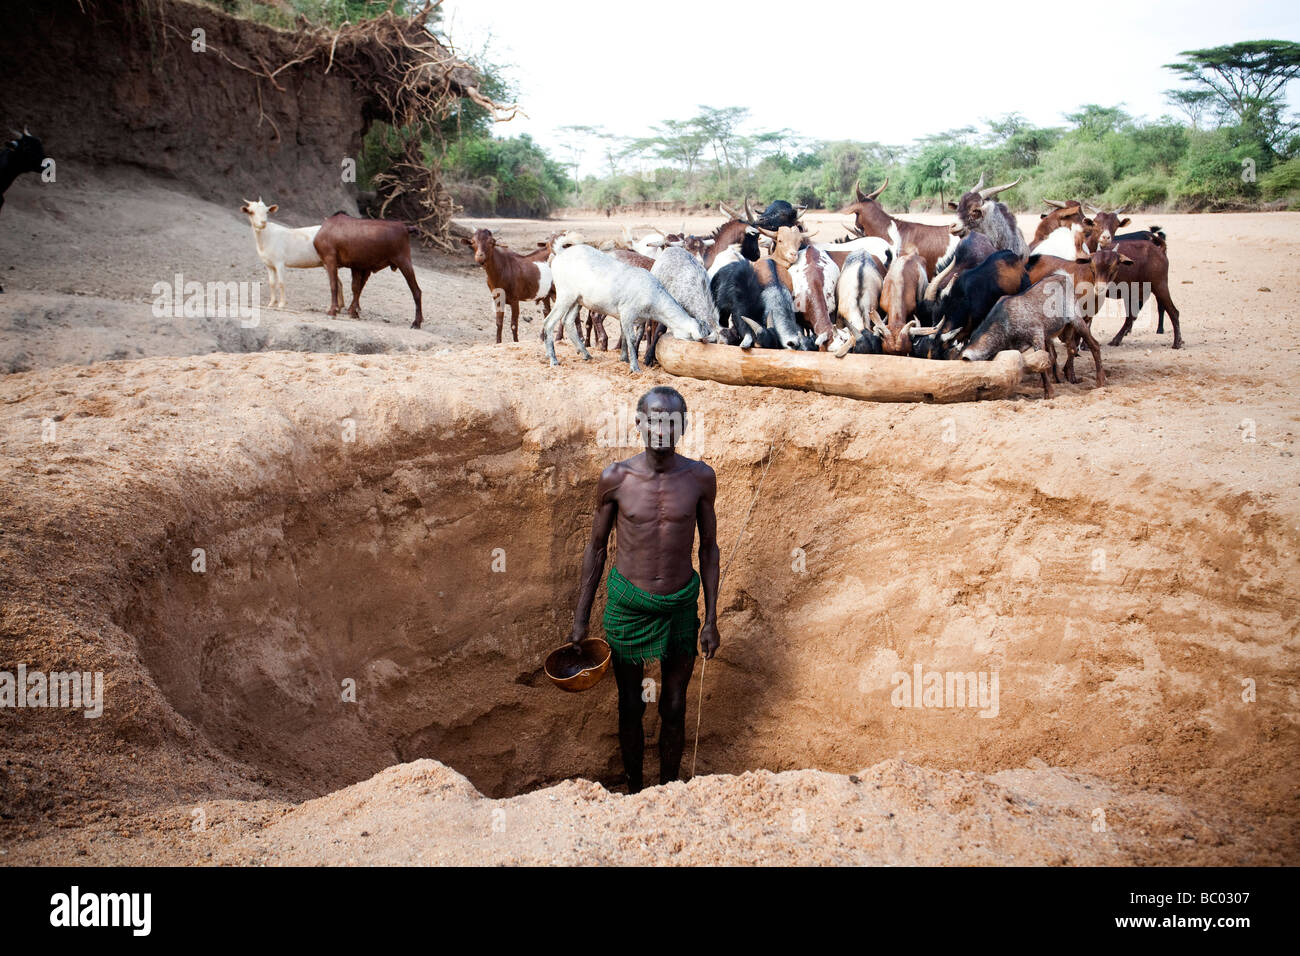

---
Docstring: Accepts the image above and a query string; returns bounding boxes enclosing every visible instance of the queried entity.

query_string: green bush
[1027,141,1113,204]
[444,134,570,217]
[559,99,1299,214]
[1259,157,1300,200]
[1169,129,1257,207]
[1104,174,1170,209]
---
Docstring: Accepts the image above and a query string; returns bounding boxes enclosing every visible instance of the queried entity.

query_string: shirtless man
[569,386,721,793]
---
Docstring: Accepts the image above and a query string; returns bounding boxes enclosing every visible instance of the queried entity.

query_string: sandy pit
[0,166,1297,865]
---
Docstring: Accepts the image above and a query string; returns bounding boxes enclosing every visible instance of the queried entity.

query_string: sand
[0,165,1297,865]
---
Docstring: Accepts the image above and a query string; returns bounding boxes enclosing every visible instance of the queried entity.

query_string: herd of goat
[0,128,1181,400]
[459,175,1182,397]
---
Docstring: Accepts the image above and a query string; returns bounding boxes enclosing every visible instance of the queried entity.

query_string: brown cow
[314,213,423,328]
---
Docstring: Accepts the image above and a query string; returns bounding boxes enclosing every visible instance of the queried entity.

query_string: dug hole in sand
[1,334,1297,864]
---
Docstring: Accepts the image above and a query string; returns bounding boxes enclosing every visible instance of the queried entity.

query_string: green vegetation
[190,2,570,215]
[185,14,1300,216]
[567,41,1300,213]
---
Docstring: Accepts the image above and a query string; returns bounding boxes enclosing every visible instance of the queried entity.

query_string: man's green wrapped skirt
[602,565,699,665]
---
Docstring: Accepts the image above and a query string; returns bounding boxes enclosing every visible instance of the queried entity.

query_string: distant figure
[568,386,721,793]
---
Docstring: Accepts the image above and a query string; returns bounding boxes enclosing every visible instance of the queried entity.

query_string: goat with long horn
[855,178,888,203]
[979,175,1021,200]
[838,174,955,276]
[948,172,1027,258]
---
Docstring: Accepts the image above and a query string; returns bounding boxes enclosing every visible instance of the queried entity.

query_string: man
[569,386,721,793]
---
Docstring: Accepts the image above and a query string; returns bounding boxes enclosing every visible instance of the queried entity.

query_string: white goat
[815,235,895,270]
[651,246,721,337]
[621,225,673,260]
[239,198,322,308]
[706,243,747,280]
[835,250,887,337]
[1030,224,1092,260]
[543,244,715,372]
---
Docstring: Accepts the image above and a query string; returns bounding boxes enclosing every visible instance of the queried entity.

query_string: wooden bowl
[545,638,612,692]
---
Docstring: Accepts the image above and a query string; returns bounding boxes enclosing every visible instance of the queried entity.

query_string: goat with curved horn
[855,178,888,203]
[739,315,765,349]
[978,176,1021,199]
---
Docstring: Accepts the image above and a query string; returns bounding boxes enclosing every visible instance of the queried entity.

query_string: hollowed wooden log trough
[655,338,1048,403]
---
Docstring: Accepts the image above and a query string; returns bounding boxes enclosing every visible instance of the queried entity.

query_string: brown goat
[879,253,928,355]
[1026,249,1134,382]
[583,311,610,351]
[1104,233,1182,349]
[839,178,954,277]
[463,229,555,343]
[1035,200,1087,244]
[611,249,655,271]
[314,213,424,328]
[1085,205,1132,246]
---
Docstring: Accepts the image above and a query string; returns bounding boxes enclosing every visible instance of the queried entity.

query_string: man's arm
[696,464,721,659]
[570,464,621,646]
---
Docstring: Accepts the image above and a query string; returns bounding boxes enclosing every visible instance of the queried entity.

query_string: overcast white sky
[440,0,1300,176]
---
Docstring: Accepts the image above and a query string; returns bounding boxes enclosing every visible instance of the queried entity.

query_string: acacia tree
[624,118,709,182]
[556,124,601,196]
[1064,104,1131,140]
[1165,41,1300,152]
[695,105,750,191]
[1166,89,1215,129]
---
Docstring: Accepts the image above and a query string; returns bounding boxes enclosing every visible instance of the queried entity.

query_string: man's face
[637,396,686,452]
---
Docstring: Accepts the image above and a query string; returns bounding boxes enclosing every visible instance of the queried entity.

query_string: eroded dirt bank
[1,0,371,220]
[1,346,1296,864]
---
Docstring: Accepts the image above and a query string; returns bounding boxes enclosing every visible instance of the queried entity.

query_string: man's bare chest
[615,475,699,528]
